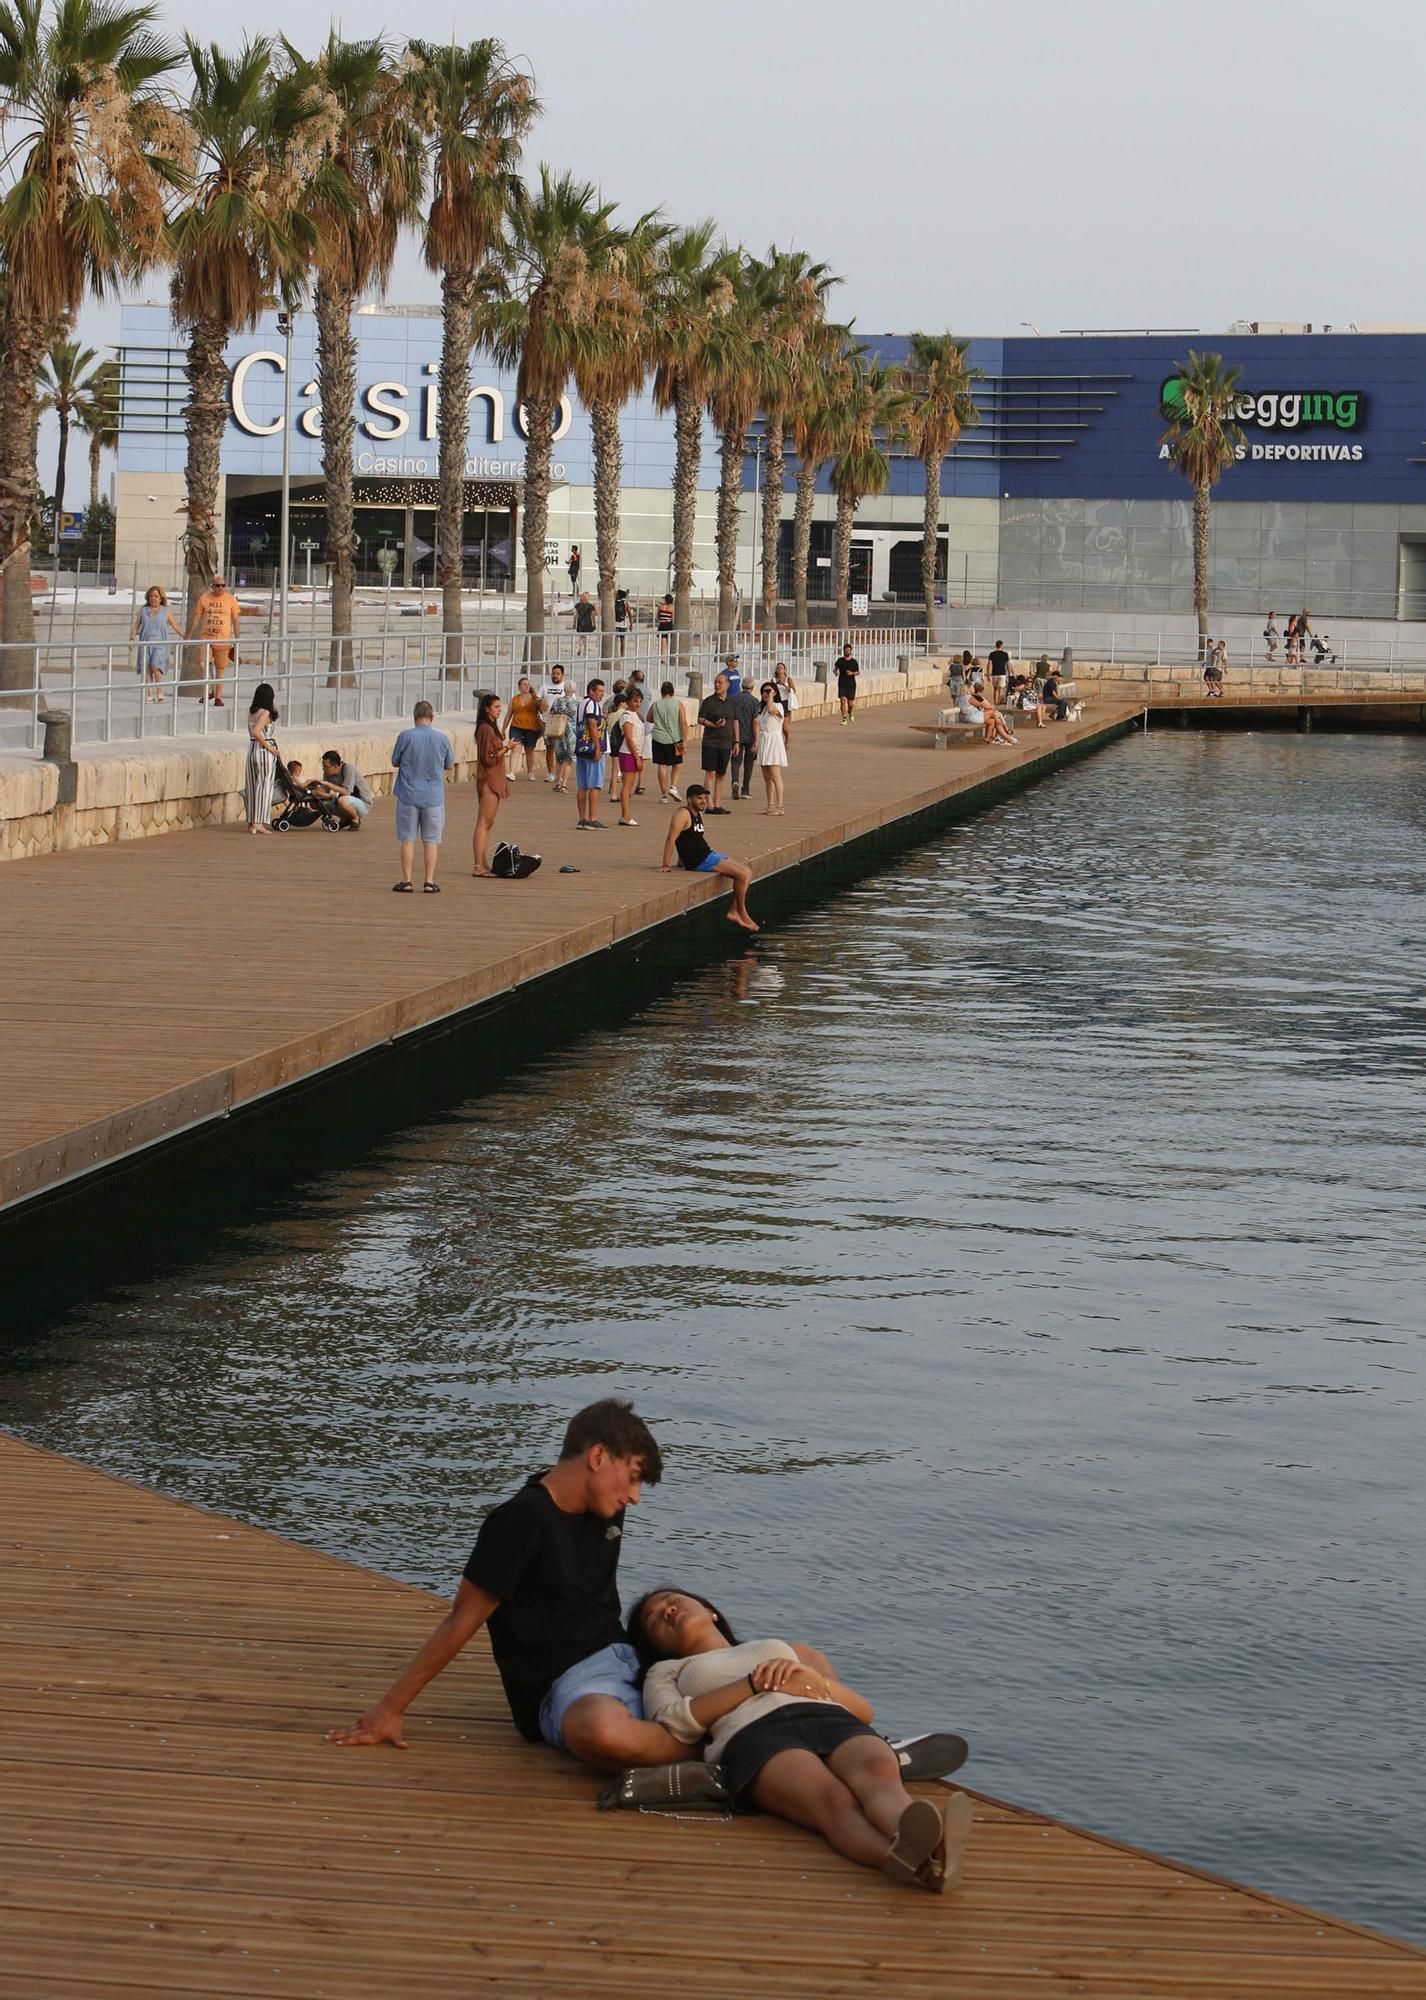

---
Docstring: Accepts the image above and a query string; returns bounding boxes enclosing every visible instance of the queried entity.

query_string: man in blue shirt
[390,699,454,893]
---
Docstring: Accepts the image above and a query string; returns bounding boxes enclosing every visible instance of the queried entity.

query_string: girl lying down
[629,1586,972,1894]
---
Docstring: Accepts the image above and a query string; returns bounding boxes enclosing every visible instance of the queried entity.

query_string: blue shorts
[345,795,371,819]
[695,851,727,873]
[576,756,606,790]
[395,799,444,843]
[537,1641,644,1751]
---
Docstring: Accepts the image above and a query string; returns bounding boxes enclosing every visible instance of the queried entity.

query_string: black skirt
[719,1701,880,1806]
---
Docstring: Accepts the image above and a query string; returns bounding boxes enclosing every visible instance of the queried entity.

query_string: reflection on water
[4,730,1424,1940]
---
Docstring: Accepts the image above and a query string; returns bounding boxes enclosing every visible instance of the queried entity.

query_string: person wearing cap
[187,573,243,706]
[723,654,743,700]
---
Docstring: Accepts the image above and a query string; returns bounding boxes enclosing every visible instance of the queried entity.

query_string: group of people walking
[131,577,244,704]
[1262,609,1327,664]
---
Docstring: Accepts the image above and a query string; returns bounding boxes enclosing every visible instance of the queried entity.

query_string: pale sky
[51,0,1424,505]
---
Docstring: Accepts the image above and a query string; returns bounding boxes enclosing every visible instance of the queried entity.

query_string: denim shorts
[576,756,606,790]
[695,851,727,873]
[537,1641,644,1751]
[346,795,370,819]
[395,799,444,843]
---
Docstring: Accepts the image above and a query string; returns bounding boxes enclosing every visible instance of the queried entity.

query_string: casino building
[115,304,1426,623]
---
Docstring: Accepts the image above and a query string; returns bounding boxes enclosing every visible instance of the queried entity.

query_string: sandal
[884,1799,945,1892]
[422,882,441,893]
[392,881,413,893]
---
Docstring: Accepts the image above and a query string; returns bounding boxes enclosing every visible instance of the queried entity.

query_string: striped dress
[244,712,279,825]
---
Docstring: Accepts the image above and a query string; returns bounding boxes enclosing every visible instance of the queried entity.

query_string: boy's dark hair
[660,680,674,697]
[587,677,605,694]
[559,1398,663,1483]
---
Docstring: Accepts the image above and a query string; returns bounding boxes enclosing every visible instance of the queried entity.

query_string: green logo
[1160,375,1363,432]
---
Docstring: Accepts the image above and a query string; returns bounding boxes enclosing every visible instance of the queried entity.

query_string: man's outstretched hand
[327,1702,408,1749]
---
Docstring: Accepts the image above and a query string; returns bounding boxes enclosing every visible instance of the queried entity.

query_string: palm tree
[170,39,339,652]
[705,262,763,638]
[1159,351,1245,657]
[749,248,837,628]
[405,38,535,664]
[649,222,734,657]
[481,167,616,659]
[37,336,98,523]
[829,361,904,629]
[787,324,852,632]
[0,0,182,666]
[292,34,423,681]
[570,213,664,660]
[897,332,981,630]
[76,358,121,511]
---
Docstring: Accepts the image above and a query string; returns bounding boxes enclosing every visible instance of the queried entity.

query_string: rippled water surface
[5,730,1425,1940]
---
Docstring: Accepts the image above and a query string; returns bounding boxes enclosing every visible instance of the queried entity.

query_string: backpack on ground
[491,841,542,880]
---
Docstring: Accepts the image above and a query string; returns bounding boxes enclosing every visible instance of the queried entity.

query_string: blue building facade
[115,306,1426,619]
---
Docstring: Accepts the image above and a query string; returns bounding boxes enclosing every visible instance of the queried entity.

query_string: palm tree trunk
[670,375,701,666]
[316,274,357,686]
[520,390,555,666]
[181,311,228,678]
[89,432,101,512]
[715,416,744,637]
[436,265,474,671]
[590,395,621,668]
[1193,481,1211,656]
[790,457,816,632]
[760,412,783,627]
[0,302,41,664]
[54,412,70,530]
[920,452,940,632]
[833,490,853,629]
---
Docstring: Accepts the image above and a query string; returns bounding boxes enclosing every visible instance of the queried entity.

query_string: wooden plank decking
[0,694,1138,1213]
[2,1429,1423,1998]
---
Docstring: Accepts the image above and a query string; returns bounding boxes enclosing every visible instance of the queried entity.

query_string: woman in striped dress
[245,682,281,833]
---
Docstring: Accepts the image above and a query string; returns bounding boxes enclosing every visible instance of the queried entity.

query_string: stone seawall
[1,667,945,861]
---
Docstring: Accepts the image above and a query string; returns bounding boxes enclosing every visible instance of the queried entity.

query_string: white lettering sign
[230,351,284,435]
[228,350,575,450]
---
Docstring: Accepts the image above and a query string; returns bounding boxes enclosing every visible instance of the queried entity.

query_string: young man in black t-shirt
[696,670,735,810]
[836,643,859,723]
[328,1398,688,1772]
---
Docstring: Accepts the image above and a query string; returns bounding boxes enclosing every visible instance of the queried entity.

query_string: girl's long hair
[625,1587,739,1674]
[477,692,504,734]
[250,682,278,721]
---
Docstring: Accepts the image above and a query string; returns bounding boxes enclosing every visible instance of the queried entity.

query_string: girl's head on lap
[627,1587,739,1668]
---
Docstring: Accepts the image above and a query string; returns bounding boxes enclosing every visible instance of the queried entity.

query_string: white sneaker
[667,787,681,800]
[619,817,638,827]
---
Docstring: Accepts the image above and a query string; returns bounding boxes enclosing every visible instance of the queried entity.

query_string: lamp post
[275,309,294,642]
[748,434,764,645]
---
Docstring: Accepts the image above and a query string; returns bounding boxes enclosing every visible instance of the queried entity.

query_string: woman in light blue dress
[131,586,183,702]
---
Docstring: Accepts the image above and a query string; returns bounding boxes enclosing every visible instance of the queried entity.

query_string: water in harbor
[4,728,1424,1942]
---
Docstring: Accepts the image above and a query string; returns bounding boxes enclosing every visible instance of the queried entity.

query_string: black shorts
[701,744,731,776]
[721,1702,880,1807]
[837,680,857,701]
[511,727,540,748]
[652,740,681,766]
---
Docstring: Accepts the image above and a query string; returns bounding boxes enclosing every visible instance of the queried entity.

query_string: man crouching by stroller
[309,749,374,829]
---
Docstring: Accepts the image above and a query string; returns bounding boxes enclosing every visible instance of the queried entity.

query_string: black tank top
[675,808,711,871]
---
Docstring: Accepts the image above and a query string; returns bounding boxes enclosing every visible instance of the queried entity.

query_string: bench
[910,717,985,749]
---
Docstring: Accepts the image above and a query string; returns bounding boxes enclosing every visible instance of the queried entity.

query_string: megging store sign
[1158,377,1367,463]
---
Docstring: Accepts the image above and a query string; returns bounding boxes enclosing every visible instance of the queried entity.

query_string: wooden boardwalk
[2,1430,1423,1998]
[0,694,1137,1213]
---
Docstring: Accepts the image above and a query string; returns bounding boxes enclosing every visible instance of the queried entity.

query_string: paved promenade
[4,1428,1423,1998]
[0,695,1140,1212]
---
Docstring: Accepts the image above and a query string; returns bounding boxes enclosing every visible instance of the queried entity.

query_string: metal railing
[0,625,933,753]
[938,619,1426,673]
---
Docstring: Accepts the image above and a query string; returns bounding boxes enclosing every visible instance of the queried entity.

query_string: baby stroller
[272,763,345,831]
[1309,633,1337,665]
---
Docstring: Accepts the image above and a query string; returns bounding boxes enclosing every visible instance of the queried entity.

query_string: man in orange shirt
[187,574,242,705]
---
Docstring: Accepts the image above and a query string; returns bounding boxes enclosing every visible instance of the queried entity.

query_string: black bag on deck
[490,842,542,880]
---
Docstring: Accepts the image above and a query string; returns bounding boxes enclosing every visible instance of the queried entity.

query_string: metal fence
[0,625,933,753]
[939,619,1426,673]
